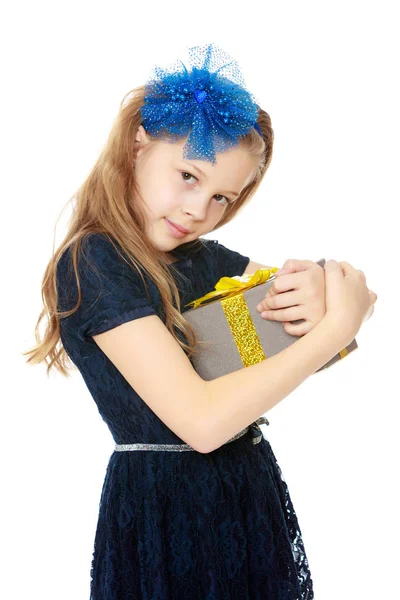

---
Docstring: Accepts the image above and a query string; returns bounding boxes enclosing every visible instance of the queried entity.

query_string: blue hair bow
[140,43,262,165]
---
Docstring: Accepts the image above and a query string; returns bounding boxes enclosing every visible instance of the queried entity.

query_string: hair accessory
[140,43,262,164]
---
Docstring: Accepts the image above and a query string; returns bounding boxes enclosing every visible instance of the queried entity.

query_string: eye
[213,194,230,207]
[180,172,231,207]
[181,171,197,184]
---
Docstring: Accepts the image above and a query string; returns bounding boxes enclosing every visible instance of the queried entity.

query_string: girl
[24,43,376,599]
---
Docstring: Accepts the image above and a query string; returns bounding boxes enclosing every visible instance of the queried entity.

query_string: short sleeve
[56,233,157,341]
[210,240,251,279]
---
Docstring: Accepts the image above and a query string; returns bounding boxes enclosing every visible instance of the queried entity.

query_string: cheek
[153,183,182,214]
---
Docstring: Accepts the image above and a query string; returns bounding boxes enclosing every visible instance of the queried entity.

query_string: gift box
[184,258,358,381]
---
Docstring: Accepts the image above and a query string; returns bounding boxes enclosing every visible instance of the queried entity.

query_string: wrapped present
[184,258,358,381]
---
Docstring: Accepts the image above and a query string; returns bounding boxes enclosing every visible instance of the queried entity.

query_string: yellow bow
[184,267,279,310]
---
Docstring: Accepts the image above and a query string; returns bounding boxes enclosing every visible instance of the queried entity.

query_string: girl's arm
[202,317,343,453]
[92,313,345,454]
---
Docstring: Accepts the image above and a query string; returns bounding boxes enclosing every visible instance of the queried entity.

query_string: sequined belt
[114,417,269,452]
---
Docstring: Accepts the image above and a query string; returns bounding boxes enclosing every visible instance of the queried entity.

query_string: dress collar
[168,238,205,267]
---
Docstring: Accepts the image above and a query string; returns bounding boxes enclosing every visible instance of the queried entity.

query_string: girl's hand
[323,260,377,345]
[256,259,326,336]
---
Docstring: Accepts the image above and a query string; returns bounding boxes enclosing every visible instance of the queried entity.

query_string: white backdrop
[2,1,398,598]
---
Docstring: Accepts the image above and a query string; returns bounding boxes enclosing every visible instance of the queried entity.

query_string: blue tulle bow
[140,43,262,164]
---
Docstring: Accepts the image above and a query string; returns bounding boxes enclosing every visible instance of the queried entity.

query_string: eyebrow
[180,161,240,197]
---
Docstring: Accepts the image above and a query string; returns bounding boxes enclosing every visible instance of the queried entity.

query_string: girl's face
[134,125,259,259]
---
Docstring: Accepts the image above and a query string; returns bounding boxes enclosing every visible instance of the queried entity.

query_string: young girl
[25,43,376,599]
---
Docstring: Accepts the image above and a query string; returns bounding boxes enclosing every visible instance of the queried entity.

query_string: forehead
[156,137,258,184]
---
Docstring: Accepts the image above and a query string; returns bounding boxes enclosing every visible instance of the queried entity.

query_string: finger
[269,265,323,300]
[259,290,299,310]
[325,259,348,282]
[268,270,308,296]
[337,260,363,278]
[281,320,311,337]
[278,259,316,274]
[260,305,304,322]
[340,263,366,279]
[369,290,378,303]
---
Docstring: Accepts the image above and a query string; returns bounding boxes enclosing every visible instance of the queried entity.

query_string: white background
[2,1,399,598]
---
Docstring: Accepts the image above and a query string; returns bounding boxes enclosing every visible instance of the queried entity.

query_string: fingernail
[275,269,284,276]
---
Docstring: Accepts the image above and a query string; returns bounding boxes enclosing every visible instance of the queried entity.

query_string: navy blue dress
[56,233,314,600]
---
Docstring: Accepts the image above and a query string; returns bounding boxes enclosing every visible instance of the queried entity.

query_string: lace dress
[56,233,314,600]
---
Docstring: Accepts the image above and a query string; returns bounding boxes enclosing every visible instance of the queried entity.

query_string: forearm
[201,319,343,453]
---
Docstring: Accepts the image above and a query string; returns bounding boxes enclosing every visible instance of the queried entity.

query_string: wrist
[318,315,357,351]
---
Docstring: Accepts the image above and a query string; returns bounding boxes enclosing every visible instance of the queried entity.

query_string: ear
[135,125,152,161]
[136,124,151,146]
[134,125,151,160]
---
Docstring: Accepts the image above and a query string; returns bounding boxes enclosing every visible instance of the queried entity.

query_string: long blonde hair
[22,84,274,378]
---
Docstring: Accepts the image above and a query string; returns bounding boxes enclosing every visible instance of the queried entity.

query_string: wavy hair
[22,84,274,377]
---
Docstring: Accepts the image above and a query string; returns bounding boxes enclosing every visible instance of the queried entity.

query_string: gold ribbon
[185,268,278,368]
[221,292,266,367]
[184,268,278,310]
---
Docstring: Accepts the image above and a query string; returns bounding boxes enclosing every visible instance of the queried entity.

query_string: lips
[166,219,192,234]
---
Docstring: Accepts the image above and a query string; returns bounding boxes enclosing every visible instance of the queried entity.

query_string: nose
[182,193,209,221]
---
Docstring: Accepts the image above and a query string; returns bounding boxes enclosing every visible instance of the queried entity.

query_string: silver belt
[114,417,269,452]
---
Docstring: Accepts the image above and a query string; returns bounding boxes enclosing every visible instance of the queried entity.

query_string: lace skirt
[89,427,314,600]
